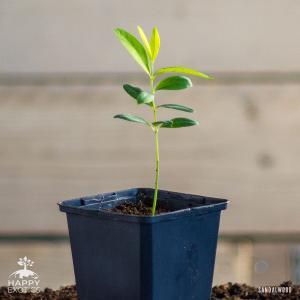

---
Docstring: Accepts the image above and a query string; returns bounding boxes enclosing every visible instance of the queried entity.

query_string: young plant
[114,26,212,215]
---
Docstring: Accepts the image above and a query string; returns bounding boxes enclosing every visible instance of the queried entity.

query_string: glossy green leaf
[150,27,160,62]
[155,76,192,91]
[158,104,194,113]
[137,26,152,59]
[114,28,150,74]
[153,118,199,128]
[114,114,150,126]
[155,66,213,79]
[123,84,154,104]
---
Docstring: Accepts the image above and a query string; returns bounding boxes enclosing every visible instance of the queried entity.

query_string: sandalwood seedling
[114,26,212,215]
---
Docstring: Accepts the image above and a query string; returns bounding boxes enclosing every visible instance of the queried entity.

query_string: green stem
[152,107,160,215]
[150,75,160,216]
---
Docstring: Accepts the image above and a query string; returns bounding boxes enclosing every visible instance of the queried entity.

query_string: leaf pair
[114,114,198,129]
[123,76,193,106]
[114,26,160,75]
[122,83,194,113]
[137,26,160,63]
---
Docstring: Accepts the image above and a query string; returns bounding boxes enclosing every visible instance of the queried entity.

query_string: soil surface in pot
[112,193,173,216]
[1,281,299,299]
[111,198,171,216]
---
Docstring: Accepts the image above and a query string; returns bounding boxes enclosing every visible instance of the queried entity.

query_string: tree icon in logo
[9,256,39,279]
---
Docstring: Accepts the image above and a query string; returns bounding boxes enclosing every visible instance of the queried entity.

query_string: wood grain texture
[1,1,300,73]
[0,241,295,286]
[0,83,299,233]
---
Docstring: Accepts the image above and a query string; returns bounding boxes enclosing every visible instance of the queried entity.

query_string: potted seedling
[59,26,228,300]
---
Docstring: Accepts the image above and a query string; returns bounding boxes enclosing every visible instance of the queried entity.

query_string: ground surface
[211,281,300,299]
[0,282,299,299]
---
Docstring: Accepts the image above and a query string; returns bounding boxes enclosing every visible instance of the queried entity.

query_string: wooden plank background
[1,1,300,73]
[0,240,295,287]
[1,0,300,234]
[0,77,299,233]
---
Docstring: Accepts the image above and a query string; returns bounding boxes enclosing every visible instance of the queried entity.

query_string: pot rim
[58,187,229,224]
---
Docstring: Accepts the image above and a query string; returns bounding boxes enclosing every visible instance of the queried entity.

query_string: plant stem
[152,107,160,215]
[150,75,160,216]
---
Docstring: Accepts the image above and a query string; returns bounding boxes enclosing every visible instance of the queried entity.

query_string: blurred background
[0,0,300,289]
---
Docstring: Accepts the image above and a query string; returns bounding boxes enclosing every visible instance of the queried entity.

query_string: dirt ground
[0,281,299,299]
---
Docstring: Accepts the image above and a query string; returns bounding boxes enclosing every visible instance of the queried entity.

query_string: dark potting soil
[0,285,77,300]
[110,191,175,216]
[1,281,299,299]
[111,199,171,216]
[211,281,300,299]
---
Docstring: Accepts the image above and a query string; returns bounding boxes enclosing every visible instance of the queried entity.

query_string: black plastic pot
[59,188,228,300]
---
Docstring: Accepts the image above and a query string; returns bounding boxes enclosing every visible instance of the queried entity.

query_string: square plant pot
[59,188,228,300]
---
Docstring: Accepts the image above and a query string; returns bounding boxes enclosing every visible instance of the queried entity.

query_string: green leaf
[153,118,199,128]
[155,76,192,91]
[150,27,160,62]
[114,28,150,74]
[123,84,154,105]
[114,114,150,126]
[137,26,152,59]
[155,66,213,79]
[158,104,194,113]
